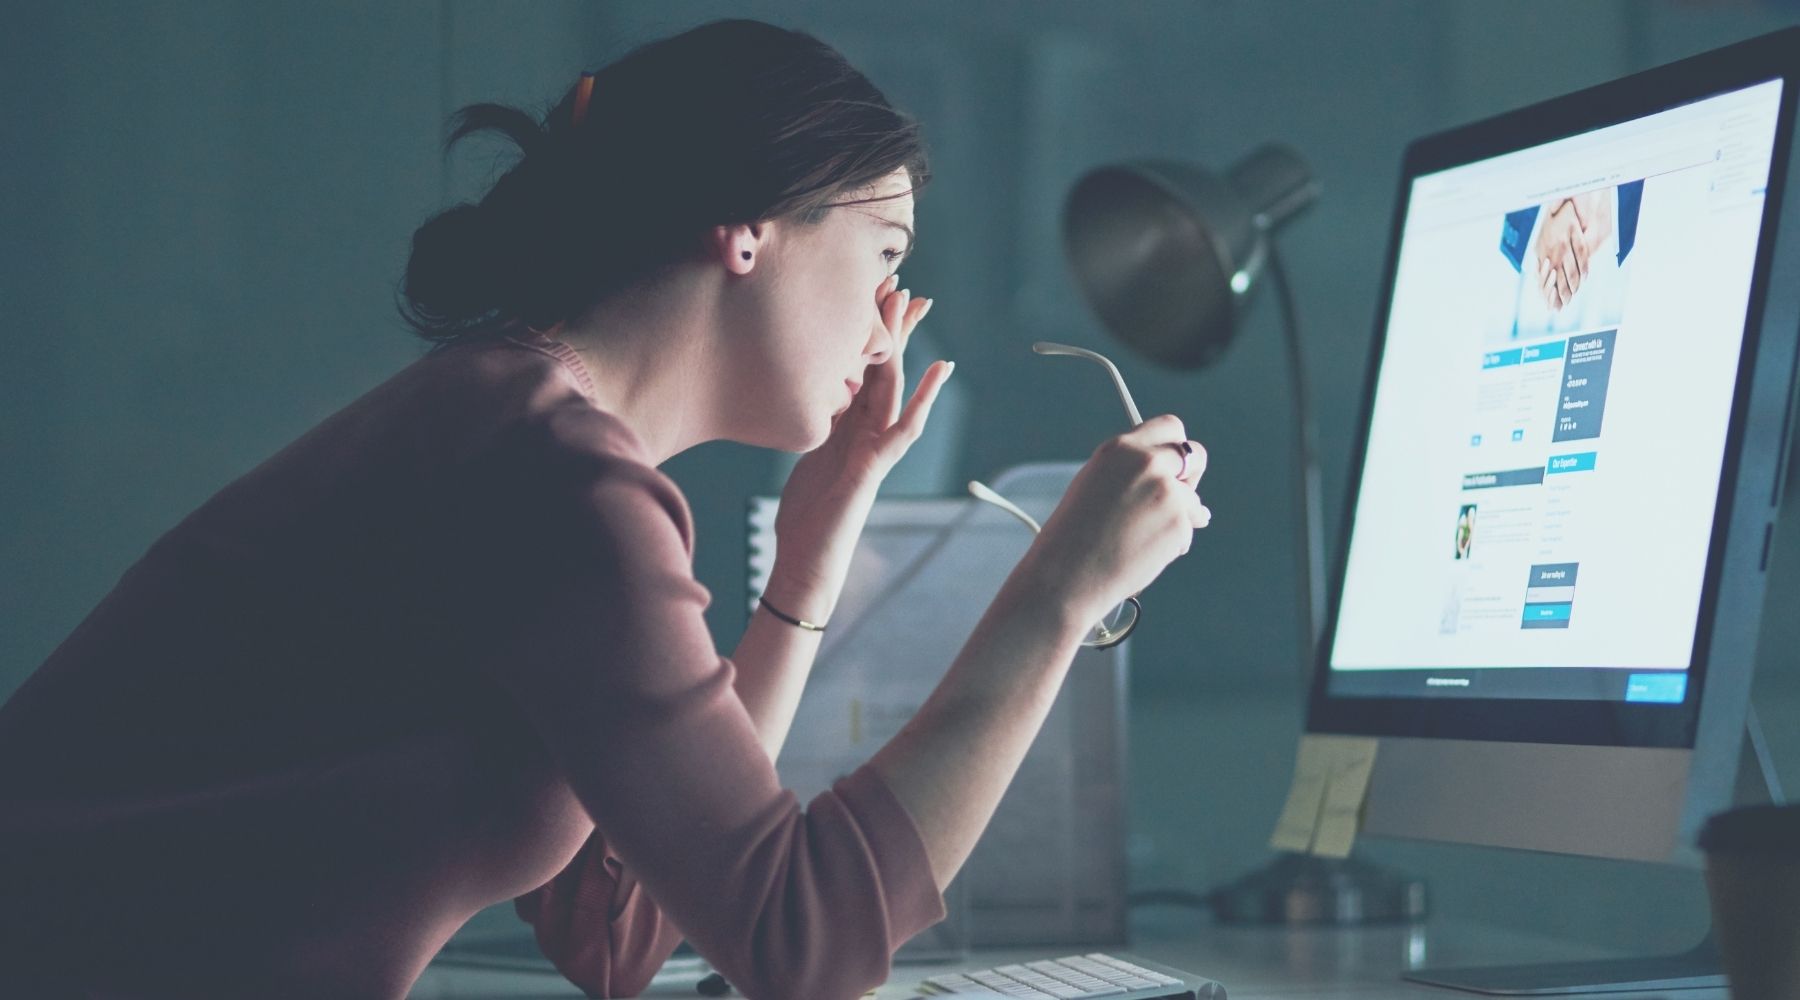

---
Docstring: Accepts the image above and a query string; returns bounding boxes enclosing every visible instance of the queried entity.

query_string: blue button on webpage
[1521,339,1568,363]
[1546,451,1598,474]
[1625,674,1688,703]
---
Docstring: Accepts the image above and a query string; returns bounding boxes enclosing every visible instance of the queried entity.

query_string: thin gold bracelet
[758,595,827,632]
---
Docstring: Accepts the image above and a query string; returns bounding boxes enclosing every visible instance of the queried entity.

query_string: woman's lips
[832,380,863,417]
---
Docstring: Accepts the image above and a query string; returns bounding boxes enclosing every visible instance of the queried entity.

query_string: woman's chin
[797,419,835,452]
[744,398,844,453]
[767,413,834,454]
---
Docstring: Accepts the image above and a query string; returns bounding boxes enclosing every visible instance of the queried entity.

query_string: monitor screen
[1327,79,1785,706]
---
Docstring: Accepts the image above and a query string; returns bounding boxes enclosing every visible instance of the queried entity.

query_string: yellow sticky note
[1310,738,1378,857]
[1269,744,1332,853]
[1269,734,1379,856]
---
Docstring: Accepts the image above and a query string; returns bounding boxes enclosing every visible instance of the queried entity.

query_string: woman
[0,19,1208,1000]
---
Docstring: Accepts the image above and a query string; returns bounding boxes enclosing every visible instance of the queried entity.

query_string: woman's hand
[1018,414,1210,627]
[792,274,952,491]
[767,275,954,617]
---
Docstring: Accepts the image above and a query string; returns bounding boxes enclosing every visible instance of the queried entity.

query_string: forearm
[867,555,1089,890]
[732,486,878,763]
[730,573,828,763]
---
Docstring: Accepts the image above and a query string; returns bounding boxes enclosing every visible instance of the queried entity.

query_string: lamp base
[1207,852,1428,925]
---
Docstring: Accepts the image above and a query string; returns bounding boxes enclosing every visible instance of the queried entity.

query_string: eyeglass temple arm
[967,480,1042,533]
[969,479,1141,648]
[1031,341,1145,427]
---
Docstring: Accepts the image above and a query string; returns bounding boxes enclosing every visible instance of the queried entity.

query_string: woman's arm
[725,281,944,763]
[872,418,1207,891]
[727,484,877,764]
[728,560,832,763]
[867,555,1087,889]
[498,412,1200,1000]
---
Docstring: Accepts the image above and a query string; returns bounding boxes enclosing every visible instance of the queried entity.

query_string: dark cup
[1700,804,1800,1000]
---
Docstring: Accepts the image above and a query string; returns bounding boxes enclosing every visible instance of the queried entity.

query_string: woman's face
[725,167,915,451]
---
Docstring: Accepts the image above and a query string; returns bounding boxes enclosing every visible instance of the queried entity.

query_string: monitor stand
[1404,934,1721,995]
[1402,709,1783,995]
[1208,852,1428,924]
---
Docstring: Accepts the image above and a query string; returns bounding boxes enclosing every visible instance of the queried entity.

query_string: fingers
[883,289,921,423]
[1153,438,1208,485]
[885,359,955,448]
[1191,491,1212,529]
[1542,239,1573,304]
[1173,479,1211,556]
[881,283,910,344]
[857,280,940,438]
[1116,416,1208,484]
[1564,194,1588,230]
[1122,413,1187,448]
[1542,258,1567,310]
[872,281,937,425]
[863,283,910,422]
[902,293,931,345]
[1569,195,1598,280]
[859,343,901,425]
[1176,439,1208,485]
[1564,230,1584,294]
[1174,454,1211,555]
[1185,488,1212,532]
[876,273,932,346]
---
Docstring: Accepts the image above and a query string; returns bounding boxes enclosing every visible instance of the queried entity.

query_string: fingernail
[944,360,955,376]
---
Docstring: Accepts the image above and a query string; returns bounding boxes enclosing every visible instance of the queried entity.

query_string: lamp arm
[1265,243,1328,681]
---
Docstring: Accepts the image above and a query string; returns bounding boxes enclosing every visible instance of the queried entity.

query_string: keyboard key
[924,952,1193,998]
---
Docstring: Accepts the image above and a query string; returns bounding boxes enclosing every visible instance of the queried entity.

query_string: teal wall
[4,0,1797,962]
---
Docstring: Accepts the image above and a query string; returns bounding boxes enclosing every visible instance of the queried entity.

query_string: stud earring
[741,251,752,261]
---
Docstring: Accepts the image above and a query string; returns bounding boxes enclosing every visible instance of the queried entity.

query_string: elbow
[585,914,685,998]
[714,930,893,1000]
[544,952,663,1000]
[603,963,661,1000]
[728,969,885,1000]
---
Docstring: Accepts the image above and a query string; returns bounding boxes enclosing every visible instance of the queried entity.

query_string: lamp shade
[1061,144,1318,369]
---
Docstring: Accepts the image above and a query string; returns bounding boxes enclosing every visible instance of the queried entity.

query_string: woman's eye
[881,248,904,267]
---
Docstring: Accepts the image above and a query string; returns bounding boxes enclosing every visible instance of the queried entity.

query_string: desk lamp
[1061,144,1425,925]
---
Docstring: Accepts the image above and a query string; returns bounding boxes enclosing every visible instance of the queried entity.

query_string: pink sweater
[0,333,945,999]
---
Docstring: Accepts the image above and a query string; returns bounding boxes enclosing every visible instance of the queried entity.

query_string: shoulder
[479,385,697,562]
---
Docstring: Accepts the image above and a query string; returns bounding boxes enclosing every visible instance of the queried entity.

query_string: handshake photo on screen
[1496,179,1644,340]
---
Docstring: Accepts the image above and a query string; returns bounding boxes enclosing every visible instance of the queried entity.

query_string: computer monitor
[1306,27,1800,989]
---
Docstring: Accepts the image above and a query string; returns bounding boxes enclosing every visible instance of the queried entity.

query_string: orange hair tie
[571,72,596,127]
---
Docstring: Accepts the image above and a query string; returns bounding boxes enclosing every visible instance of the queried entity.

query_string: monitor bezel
[1307,28,1800,750]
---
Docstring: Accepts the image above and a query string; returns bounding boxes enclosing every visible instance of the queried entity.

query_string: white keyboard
[917,951,1223,999]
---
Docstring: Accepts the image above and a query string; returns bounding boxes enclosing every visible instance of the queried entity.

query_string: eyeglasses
[965,341,1150,649]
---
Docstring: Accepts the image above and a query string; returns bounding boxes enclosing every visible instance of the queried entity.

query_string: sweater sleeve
[513,829,684,998]
[481,427,944,1000]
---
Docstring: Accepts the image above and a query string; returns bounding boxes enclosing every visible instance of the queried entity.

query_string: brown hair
[397,18,930,346]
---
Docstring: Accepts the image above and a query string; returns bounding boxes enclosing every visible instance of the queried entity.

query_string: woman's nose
[864,318,894,366]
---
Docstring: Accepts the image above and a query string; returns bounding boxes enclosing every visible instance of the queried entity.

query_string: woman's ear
[712,222,768,277]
